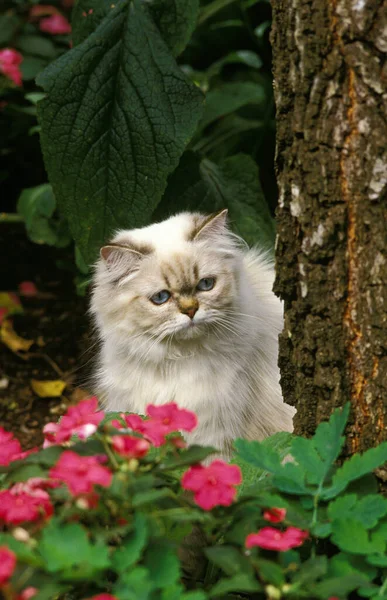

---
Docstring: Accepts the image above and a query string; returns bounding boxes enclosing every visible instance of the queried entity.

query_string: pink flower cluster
[50,451,112,496]
[43,396,104,446]
[0,479,54,525]
[29,5,71,34]
[0,546,16,585]
[182,460,242,510]
[112,402,197,448]
[0,428,36,466]
[246,526,308,552]
[0,48,23,87]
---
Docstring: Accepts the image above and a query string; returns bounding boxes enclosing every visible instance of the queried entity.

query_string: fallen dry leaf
[1,320,33,352]
[31,379,67,398]
[0,292,23,317]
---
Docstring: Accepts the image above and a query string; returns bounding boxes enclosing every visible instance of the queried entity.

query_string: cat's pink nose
[185,307,198,320]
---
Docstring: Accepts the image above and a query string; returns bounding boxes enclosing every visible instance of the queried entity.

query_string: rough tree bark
[271,0,387,456]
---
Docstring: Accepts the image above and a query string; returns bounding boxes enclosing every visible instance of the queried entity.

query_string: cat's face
[91,211,241,345]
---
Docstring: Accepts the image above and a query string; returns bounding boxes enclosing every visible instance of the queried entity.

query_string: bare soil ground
[0,223,93,449]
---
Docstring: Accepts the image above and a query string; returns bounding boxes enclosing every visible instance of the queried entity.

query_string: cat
[90,210,295,459]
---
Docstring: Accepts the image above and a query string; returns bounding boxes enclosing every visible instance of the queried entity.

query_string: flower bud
[265,585,281,600]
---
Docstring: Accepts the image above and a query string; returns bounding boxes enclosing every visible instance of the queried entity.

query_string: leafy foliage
[1,401,387,599]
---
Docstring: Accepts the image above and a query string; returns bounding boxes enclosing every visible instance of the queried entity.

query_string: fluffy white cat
[90,210,294,459]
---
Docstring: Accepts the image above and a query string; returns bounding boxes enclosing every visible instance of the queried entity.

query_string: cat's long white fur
[90,211,295,459]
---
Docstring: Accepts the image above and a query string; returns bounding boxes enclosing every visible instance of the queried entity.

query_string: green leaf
[39,520,110,578]
[323,442,387,499]
[144,540,180,587]
[205,546,253,577]
[16,35,57,58]
[21,56,48,80]
[312,574,369,599]
[132,488,173,507]
[0,533,42,566]
[199,82,266,131]
[114,566,154,600]
[290,436,325,485]
[366,554,387,567]
[112,513,148,571]
[17,184,71,248]
[234,437,282,474]
[0,14,20,45]
[291,556,328,586]
[200,155,276,248]
[252,558,285,586]
[209,573,261,597]
[37,0,203,264]
[329,552,376,581]
[329,494,387,529]
[72,0,198,56]
[155,152,275,249]
[147,0,199,56]
[331,519,386,555]
[160,445,215,469]
[310,403,349,486]
[207,50,263,79]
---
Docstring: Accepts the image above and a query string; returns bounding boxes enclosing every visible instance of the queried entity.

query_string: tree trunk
[271,0,387,456]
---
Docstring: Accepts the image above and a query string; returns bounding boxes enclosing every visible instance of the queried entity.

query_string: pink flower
[0,48,23,86]
[0,546,16,585]
[0,427,22,466]
[263,508,287,523]
[118,414,166,447]
[0,487,53,525]
[146,402,198,434]
[18,281,38,297]
[43,397,104,446]
[39,13,71,34]
[111,435,150,458]
[245,526,308,551]
[49,451,112,495]
[18,588,38,600]
[182,460,242,510]
[30,4,59,17]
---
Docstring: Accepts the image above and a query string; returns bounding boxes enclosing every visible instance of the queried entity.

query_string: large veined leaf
[72,0,199,57]
[37,0,203,263]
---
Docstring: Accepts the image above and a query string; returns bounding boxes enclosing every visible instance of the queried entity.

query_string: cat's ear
[193,209,228,241]
[100,244,144,280]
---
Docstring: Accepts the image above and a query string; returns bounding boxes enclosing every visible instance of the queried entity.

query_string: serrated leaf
[144,540,180,587]
[209,573,261,597]
[291,556,328,585]
[291,436,325,485]
[112,513,148,571]
[273,462,309,495]
[323,442,387,499]
[114,566,154,600]
[329,552,376,581]
[310,403,349,485]
[329,494,387,529]
[331,519,386,555]
[37,0,203,264]
[205,546,253,577]
[234,437,282,474]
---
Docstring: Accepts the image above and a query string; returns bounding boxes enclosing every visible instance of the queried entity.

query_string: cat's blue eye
[150,290,171,305]
[197,277,215,291]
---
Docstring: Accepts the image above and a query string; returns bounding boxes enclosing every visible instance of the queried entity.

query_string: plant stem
[198,0,239,25]
[0,213,24,223]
